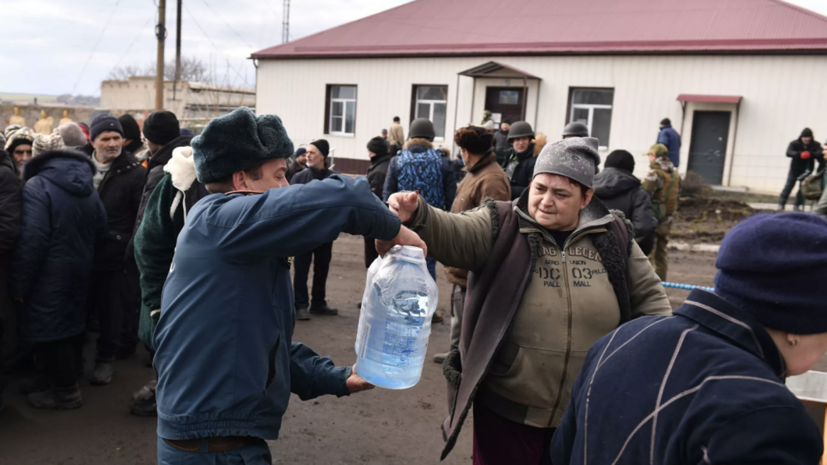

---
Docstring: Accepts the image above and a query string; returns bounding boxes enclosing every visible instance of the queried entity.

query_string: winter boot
[90,362,114,385]
[28,385,83,410]
[131,392,157,417]
[309,303,338,316]
[295,307,311,321]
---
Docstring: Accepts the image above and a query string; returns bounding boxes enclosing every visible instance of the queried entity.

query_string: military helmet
[409,118,436,141]
[507,121,534,140]
[562,122,589,138]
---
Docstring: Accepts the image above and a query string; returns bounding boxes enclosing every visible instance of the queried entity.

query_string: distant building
[251,0,827,193]
[100,76,255,124]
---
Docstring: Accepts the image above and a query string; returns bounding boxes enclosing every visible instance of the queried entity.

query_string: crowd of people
[0,106,826,464]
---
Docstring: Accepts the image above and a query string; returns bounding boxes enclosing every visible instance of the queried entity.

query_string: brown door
[484,87,525,125]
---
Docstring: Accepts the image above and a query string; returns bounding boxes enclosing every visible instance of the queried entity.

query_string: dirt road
[0,234,717,464]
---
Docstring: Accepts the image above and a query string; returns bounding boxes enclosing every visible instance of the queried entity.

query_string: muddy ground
[0,234,721,464]
[672,196,756,244]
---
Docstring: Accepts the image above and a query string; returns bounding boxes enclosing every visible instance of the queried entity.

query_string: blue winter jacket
[657,125,682,168]
[11,151,107,342]
[154,174,401,441]
[552,290,822,464]
[382,144,456,210]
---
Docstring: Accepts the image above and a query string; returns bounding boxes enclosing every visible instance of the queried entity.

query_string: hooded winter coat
[0,149,21,349]
[657,124,682,168]
[403,192,671,459]
[81,145,147,271]
[593,167,658,255]
[502,144,536,200]
[11,151,107,341]
[785,129,825,176]
[134,146,209,350]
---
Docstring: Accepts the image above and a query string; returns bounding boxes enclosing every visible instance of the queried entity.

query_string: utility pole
[173,0,182,103]
[282,0,290,44]
[155,0,167,110]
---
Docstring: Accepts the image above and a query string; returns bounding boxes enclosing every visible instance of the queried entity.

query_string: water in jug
[355,246,438,389]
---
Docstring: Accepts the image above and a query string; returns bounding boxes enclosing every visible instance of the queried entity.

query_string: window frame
[410,84,448,141]
[566,87,614,150]
[325,84,357,137]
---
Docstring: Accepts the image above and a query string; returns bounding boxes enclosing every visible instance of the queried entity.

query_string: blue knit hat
[192,107,294,183]
[89,114,124,142]
[714,213,827,334]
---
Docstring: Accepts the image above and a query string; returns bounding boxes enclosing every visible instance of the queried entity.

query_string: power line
[200,0,254,49]
[71,0,124,94]
[182,2,251,87]
[101,15,155,87]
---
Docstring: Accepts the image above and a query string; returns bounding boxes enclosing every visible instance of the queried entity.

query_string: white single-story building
[252,0,827,193]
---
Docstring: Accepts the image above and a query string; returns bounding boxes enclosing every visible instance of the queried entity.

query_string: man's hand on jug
[346,364,375,394]
[388,191,419,223]
[375,225,427,258]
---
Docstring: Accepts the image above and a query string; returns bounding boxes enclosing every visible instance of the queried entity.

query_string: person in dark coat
[118,114,145,156]
[291,139,339,320]
[363,136,391,268]
[593,150,657,255]
[501,121,537,200]
[11,150,107,409]
[656,117,682,168]
[81,114,146,385]
[286,147,307,183]
[552,213,827,465]
[779,127,825,211]
[131,145,209,417]
[0,148,20,404]
[493,119,511,166]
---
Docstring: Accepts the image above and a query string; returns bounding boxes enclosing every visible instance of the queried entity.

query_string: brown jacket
[444,152,511,287]
[388,122,405,148]
[406,194,671,459]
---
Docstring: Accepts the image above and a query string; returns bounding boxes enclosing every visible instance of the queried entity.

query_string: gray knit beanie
[57,122,88,148]
[533,137,601,188]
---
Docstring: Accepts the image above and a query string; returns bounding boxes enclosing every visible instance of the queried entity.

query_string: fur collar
[163,146,197,192]
[404,138,433,150]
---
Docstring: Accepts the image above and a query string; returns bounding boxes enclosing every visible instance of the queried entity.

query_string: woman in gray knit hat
[383,137,671,464]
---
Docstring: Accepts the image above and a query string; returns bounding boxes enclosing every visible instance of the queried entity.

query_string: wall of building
[101,78,255,123]
[1,104,95,133]
[256,55,827,192]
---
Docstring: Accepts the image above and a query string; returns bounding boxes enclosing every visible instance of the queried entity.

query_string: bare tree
[107,64,148,80]
[108,57,212,83]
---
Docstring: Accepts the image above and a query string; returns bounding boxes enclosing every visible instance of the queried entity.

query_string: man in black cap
[656,118,682,167]
[364,136,391,268]
[81,114,146,386]
[493,118,511,166]
[291,139,338,320]
[286,147,307,183]
[118,114,145,159]
[121,110,192,364]
[779,128,824,211]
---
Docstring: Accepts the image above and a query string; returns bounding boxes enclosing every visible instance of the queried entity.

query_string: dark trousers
[779,169,805,208]
[473,403,553,465]
[293,242,333,309]
[37,334,84,388]
[364,236,379,269]
[89,270,129,361]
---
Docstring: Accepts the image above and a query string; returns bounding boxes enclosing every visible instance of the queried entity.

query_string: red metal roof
[252,0,827,59]
[677,94,743,104]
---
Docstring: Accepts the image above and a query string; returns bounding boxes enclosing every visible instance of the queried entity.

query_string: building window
[326,85,357,135]
[569,88,614,149]
[412,85,448,140]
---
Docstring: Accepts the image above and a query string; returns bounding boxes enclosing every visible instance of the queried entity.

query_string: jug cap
[396,245,426,263]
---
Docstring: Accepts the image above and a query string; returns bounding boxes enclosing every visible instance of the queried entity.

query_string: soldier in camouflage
[642,143,680,281]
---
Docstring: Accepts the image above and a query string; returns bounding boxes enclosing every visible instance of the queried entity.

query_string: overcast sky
[3,0,826,96]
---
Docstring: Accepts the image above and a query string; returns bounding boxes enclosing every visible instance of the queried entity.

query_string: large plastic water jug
[355,246,438,389]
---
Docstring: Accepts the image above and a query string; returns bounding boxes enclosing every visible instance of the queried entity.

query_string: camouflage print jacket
[642,158,680,218]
